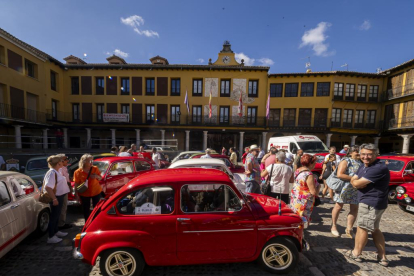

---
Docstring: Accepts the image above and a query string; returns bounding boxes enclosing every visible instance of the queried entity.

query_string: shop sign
[103,113,130,123]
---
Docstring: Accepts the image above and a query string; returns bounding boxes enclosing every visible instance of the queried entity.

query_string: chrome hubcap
[106,251,136,276]
[40,212,49,232]
[262,243,292,270]
[389,190,396,200]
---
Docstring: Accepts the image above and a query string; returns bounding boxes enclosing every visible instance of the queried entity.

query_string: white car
[168,159,246,192]
[171,151,203,164]
[0,171,50,258]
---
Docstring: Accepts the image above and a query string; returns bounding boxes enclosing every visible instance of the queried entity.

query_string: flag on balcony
[266,92,270,120]
[184,90,190,113]
[209,90,212,118]
[238,91,243,117]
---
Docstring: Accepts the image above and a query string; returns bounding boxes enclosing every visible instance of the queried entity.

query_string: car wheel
[258,237,299,274]
[36,209,50,236]
[100,248,145,276]
[388,187,397,203]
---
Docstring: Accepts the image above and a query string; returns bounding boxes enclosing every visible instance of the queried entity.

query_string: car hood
[246,193,294,218]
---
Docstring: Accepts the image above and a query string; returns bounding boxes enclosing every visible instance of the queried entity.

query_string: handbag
[326,164,347,192]
[76,168,92,194]
[261,164,274,195]
[39,171,58,204]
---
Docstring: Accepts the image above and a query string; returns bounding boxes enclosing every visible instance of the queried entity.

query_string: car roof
[94,156,151,163]
[169,158,226,168]
[129,168,231,186]
[178,151,202,155]
[192,154,229,159]
[377,155,414,161]
[0,171,24,177]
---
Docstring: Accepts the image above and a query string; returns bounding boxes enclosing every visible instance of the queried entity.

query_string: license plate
[407,205,414,212]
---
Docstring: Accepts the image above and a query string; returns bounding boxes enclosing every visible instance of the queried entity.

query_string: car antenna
[278,184,282,216]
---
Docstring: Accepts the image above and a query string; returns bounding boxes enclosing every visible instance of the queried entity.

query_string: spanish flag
[209,90,212,118]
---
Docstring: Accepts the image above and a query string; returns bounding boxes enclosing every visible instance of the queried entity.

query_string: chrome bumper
[72,247,83,259]
[67,200,81,206]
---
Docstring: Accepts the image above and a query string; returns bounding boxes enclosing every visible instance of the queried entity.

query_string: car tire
[388,187,397,203]
[100,248,145,276]
[258,237,299,274]
[36,209,50,236]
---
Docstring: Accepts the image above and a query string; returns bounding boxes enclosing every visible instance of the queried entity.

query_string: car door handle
[11,204,20,209]
[177,218,191,224]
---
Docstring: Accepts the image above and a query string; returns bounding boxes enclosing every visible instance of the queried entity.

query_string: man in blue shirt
[345,143,390,267]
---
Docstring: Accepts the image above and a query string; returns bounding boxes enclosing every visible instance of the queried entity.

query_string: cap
[249,144,259,151]
[344,145,350,148]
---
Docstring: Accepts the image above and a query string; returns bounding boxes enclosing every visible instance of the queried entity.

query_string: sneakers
[47,235,62,244]
[56,231,68,238]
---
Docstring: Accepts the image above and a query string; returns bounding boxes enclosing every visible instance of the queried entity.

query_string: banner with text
[103,113,129,123]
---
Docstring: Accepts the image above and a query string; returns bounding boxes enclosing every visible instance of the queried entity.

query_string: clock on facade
[222,56,230,64]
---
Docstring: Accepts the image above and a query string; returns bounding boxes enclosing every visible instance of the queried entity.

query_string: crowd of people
[39,142,390,266]
[241,143,390,267]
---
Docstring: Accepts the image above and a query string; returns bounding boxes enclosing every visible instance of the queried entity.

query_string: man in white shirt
[57,154,72,230]
[200,148,213,159]
[324,146,342,166]
[152,148,162,169]
[340,145,349,154]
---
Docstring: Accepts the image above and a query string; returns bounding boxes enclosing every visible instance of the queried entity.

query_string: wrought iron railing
[0,103,48,124]
[386,83,414,100]
[389,116,414,129]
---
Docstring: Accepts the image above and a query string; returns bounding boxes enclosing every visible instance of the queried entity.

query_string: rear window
[26,159,48,171]
[378,159,405,172]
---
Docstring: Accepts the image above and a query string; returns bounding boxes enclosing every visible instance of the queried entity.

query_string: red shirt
[242,152,248,164]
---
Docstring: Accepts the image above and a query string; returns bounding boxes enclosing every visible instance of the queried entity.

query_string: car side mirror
[404,169,413,175]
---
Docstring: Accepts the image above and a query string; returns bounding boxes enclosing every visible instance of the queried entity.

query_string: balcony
[330,119,378,130]
[389,116,414,130]
[0,103,48,124]
[386,83,414,100]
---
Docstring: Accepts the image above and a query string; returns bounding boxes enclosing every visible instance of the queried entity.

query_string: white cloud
[258,58,274,66]
[300,22,335,57]
[358,20,371,31]
[114,49,129,58]
[197,58,205,63]
[121,15,159,38]
[235,52,255,66]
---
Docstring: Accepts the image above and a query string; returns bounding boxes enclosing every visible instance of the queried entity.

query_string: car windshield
[26,159,48,171]
[378,159,405,172]
[93,161,109,176]
[297,142,328,153]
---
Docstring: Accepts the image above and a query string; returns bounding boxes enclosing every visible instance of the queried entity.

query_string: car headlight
[396,186,406,194]
[405,197,412,204]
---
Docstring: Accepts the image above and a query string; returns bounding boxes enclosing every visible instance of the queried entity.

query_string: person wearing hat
[340,145,350,154]
[244,145,261,194]
[201,148,213,159]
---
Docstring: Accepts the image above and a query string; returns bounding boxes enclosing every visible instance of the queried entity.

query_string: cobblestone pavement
[0,201,413,276]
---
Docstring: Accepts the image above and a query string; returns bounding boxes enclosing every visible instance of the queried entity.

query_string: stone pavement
[0,202,413,276]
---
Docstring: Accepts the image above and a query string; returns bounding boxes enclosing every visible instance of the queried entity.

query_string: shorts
[245,180,261,194]
[357,203,386,232]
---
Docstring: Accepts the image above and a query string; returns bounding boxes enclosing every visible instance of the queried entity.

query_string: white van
[267,135,329,154]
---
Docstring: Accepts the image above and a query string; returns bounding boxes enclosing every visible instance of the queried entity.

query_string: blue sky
[1,0,413,73]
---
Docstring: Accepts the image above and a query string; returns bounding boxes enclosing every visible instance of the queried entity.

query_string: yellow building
[1,28,414,153]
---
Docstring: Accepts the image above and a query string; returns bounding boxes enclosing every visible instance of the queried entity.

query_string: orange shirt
[74,166,102,197]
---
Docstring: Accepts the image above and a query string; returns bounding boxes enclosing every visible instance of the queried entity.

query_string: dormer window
[106,55,127,64]
[63,55,87,65]
[150,55,169,65]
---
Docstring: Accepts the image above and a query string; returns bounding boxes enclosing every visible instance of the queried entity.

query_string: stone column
[203,131,208,150]
[110,129,116,147]
[350,135,358,146]
[325,133,333,148]
[239,132,245,154]
[185,130,190,151]
[85,128,92,149]
[262,132,268,150]
[63,128,68,149]
[135,129,141,146]
[160,130,165,146]
[233,134,237,149]
[373,137,381,148]
[398,134,414,154]
[14,125,23,149]
[43,128,49,149]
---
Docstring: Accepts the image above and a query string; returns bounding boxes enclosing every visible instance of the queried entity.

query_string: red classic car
[133,152,170,168]
[68,157,154,205]
[377,155,414,201]
[311,153,345,181]
[190,154,245,174]
[396,184,414,213]
[72,168,305,275]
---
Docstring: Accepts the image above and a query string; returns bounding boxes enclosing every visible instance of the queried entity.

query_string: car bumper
[72,247,84,259]
[68,200,81,206]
